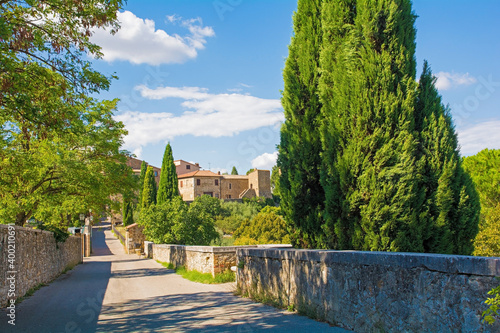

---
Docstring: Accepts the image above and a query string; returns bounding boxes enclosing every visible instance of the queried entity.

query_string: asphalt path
[1,223,351,332]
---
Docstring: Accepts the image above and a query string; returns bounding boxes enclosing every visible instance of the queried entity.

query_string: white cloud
[115,86,284,153]
[457,120,500,156]
[251,152,278,171]
[91,11,214,65]
[435,72,477,91]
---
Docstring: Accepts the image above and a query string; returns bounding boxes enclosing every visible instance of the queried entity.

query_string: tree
[137,161,148,210]
[246,168,255,175]
[280,0,479,254]
[141,167,157,210]
[231,166,239,175]
[270,165,281,202]
[122,198,134,226]
[414,62,480,254]
[463,149,500,256]
[234,206,290,245]
[278,0,326,249]
[0,0,135,226]
[140,195,219,245]
[157,143,179,204]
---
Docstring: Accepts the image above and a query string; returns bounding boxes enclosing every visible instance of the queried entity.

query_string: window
[186,165,191,170]
[196,179,200,186]
[180,181,183,188]
[215,179,219,186]
[229,183,232,190]
[226,195,232,199]
[154,171,158,177]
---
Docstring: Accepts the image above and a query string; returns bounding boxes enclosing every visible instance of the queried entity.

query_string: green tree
[278,0,326,249]
[463,149,500,256]
[141,167,157,210]
[0,0,135,226]
[140,195,219,245]
[278,0,480,254]
[414,62,480,254]
[157,143,179,204]
[234,206,290,245]
[137,161,148,211]
[231,166,239,175]
[270,165,281,203]
[122,198,134,226]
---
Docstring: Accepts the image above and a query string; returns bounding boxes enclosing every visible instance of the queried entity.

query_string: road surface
[1,223,350,332]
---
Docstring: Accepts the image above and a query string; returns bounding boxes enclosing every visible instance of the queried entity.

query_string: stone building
[178,169,271,202]
[174,159,201,176]
[127,157,271,202]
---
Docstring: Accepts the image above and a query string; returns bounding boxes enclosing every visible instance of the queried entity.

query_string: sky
[89,0,500,173]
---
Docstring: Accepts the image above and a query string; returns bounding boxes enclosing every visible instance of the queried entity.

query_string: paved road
[1,224,350,332]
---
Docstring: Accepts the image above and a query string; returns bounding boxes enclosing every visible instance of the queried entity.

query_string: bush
[139,195,220,246]
[234,206,290,245]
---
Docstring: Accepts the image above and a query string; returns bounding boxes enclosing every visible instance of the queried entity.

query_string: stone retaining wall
[236,249,500,332]
[0,224,82,308]
[153,244,291,277]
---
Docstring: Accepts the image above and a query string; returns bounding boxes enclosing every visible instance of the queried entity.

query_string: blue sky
[90,0,500,172]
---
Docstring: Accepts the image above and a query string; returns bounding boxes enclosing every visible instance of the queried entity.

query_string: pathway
[1,223,350,332]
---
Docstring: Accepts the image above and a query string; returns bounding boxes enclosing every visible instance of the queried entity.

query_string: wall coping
[237,248,500,277]
[153,243,292,254]
[0,224,82,239]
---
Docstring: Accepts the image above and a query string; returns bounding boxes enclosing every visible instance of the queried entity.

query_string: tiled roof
[178,170,220,179]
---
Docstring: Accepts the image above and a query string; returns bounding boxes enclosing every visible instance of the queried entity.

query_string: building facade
[174,160,201,176]
[178,169,272,201]
[127,157,272,202]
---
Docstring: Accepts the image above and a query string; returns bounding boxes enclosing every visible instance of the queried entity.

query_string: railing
[112,224,125,244]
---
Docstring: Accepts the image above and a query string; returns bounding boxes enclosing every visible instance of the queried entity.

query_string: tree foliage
[278,0,326,249]
[139,195,219,246]
[122,198,134,226]
[231,166,239,175]
[234,206,290,245]
[278,0,479,254]
[137,161,148,211]
[157,143,179,204]
[141,166,157,210]
[463,149,500,256]
[0,0,135,226]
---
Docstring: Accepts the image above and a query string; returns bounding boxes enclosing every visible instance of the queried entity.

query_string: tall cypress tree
[415,62,480,254]
[319,0,421,251]
[157,143,179,205]
[231,166,238,175]
[278,0,326,248]
[137,161,147,211]
[141,166,157,209]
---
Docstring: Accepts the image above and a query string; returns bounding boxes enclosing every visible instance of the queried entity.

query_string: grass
[15,283,47,304]
[156,260,235,284]
[111,229,125,246]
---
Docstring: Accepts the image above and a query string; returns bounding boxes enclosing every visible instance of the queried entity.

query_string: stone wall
[0,224,82,308]
[125,223,145,254]
[153,244,291,277]
[236,249,500,332]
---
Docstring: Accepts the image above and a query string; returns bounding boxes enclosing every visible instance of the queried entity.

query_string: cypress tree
[123,199,134,226]
[319,0,420,251]
[415,62,480,254]
[278,0,326,248]
[231,166,238,175]
[142,166,157,209]
[157,143,179,205]
[137,161,147,210]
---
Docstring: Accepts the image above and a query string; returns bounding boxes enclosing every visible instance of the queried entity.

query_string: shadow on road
[111,267,176,279]
[97,292,338,332]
